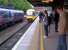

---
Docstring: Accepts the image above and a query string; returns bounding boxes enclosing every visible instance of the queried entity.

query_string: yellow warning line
[40,23,44,50]
[32,24,39,50]
[28,22,44,50]
[33,24,39,50]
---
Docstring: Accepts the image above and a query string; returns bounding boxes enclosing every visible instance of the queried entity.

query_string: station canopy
[27,0,64,8]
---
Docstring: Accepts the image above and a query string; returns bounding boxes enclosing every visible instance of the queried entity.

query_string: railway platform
[8,17,68,50]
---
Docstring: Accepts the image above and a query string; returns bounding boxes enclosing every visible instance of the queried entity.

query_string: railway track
[0,22,31,50]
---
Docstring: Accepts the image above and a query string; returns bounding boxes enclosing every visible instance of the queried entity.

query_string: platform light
[42,0,53,3]
[49,0,53,2]
[42,0,49,3]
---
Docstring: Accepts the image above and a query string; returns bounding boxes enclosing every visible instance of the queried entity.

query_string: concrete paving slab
[43,24,64,50]
[44,24,68,50]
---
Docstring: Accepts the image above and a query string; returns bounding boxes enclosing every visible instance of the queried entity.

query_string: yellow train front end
[25,9,37,22]
[25,15,36,22]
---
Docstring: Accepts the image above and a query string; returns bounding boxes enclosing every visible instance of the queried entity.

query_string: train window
[3,11,11,18]
[3,13,9,18]
[11,12,14,17]
[14,13,23,17]
[0,11,6,16]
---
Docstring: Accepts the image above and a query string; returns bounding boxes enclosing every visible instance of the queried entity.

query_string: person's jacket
[64,10,68,32]
[54,12,59,23]
[39,12,45,19]
[58,10,68,34]
[43,14,48,26]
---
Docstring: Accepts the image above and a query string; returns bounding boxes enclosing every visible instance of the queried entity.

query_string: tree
[0,0,33,11]
[12,0,33,11]
[0,0,8,6]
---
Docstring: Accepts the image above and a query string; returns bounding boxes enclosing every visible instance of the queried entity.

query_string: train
[0,8,24,29]
[24,9,37,22]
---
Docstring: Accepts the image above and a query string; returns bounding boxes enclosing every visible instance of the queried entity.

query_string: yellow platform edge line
[40,23,44,50]
[33,23,39,50]
[28,23,39,50]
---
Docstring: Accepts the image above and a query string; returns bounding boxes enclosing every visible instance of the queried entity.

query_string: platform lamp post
[49,0,53,2]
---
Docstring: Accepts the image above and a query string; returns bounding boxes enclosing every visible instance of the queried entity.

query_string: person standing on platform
[57,7,67,50]
[43,10,49,37]
[39,11,45,22]
[54,9,60,32]
[48,13,52,32]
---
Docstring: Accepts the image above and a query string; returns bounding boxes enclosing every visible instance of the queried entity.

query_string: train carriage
[0,8,24,29]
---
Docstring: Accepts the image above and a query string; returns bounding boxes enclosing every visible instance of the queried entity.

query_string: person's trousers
[55,22,58,31]
[44,25,48,36]
[57,33,67,50]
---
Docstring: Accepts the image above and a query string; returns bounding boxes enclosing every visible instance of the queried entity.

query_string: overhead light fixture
[49,0,53,2]
[42,0,53,3]
[42,0,49,3]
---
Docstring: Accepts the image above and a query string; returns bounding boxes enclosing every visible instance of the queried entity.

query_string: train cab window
[26,9,35,16]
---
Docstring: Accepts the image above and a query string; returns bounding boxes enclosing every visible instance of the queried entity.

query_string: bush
[0,0,33,11]
[12,0,33,11]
